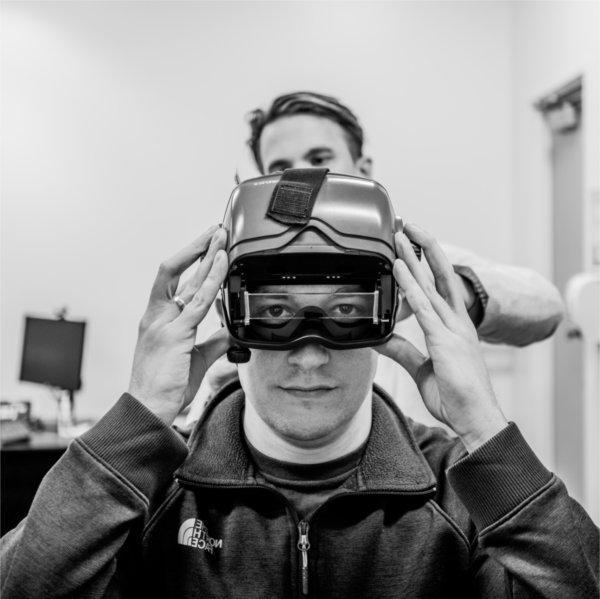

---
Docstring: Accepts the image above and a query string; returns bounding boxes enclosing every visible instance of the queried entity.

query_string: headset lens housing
[222,253,398,350]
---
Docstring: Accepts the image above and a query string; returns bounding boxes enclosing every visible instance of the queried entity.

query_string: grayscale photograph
[1,1,599,597]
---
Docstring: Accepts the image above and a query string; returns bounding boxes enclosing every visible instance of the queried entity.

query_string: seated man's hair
[247,91,365,172]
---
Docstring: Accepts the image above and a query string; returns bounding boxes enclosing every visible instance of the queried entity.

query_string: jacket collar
[175,383,436,494]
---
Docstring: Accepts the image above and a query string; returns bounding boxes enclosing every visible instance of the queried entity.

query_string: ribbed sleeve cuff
[447,422,552,532]
[453,264,488,327]
[79,393,189,501]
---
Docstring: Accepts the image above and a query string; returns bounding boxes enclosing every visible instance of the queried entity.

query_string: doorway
[536,77,586,504]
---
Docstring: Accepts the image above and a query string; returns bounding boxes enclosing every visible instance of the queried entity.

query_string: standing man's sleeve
[0,393,189,598]
[441,243,564,346]
[447,423,599,598]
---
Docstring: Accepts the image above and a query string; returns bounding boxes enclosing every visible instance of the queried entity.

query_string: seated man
[190,91,564,429]
[1,171,597,598]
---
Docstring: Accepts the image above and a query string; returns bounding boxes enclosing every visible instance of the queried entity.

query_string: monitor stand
[51,388,75,438]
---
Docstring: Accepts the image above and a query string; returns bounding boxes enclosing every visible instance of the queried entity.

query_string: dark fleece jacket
[1,384,598,598]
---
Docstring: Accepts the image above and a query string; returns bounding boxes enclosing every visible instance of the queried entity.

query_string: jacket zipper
[175,478,436,598]
[297,520,310,595]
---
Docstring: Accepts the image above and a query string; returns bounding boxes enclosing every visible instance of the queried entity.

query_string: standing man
[189,91,564,428]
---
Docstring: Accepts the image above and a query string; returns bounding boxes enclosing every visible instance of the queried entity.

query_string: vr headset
[220,168,419,362]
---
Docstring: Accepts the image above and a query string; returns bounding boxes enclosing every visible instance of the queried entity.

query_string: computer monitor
[19,317,86,391]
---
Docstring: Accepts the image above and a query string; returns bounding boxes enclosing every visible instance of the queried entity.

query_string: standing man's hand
[395,254,480,323]
[376,224,508,452]
[128,226,230,425]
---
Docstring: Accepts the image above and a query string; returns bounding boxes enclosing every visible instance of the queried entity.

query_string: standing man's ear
[356,156,373,178]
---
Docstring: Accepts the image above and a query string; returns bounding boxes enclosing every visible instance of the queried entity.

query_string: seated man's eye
[337,304,355,315]
[329,302,370,320]
[267,305,285,318]
[333,303,366,318]
[256,304,294,320]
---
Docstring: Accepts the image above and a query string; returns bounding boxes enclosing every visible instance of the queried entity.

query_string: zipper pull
[297,520,310,596]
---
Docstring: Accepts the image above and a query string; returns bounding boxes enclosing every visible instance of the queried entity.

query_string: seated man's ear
[356,155,373,178]
[215,296,226,326]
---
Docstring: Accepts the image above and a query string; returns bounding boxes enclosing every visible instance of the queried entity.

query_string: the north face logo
[177,518,223,554]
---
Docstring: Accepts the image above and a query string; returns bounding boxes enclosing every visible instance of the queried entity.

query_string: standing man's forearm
[442,243,564,346]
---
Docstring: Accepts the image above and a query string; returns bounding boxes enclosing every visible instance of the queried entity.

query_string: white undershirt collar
[243,392,372,465]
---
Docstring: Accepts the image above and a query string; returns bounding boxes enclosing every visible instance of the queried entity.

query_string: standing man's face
[258,114,372,177]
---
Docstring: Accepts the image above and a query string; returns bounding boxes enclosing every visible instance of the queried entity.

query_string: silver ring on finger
[172,295,186,311]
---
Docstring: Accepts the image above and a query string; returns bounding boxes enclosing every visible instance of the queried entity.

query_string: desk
[1,432,70,535]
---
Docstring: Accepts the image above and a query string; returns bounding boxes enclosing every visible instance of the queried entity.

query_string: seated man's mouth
[280,385,337,394]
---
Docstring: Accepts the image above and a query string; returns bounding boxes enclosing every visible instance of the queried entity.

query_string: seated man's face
[237,284,378,446]
[259,114,371,177]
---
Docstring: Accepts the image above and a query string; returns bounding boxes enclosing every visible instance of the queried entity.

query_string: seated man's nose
[287,343,330,368]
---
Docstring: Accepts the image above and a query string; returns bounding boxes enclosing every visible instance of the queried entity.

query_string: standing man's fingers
[403,223,467,315]
[148,225,220,310]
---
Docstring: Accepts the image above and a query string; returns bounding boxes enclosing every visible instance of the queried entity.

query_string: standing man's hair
[247,91,365,172]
